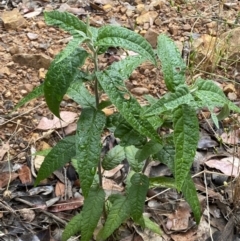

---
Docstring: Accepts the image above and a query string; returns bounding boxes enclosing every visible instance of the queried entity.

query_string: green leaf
[124,146,143,172]
[154,145,202,224]
[127,173,149,221]
[136,140,162,163]
[81,186,105,241]
[173,105,199,190]
[98,100,112,110]
[35,135,75,186]
[62,213,82,241]
[97,196,130,241]
[34,149,51,157]
[149,176,176,189]
[154,145,175,171]
[137,215,162,235]
[13,84,44,111]
[125,170,135,195]
[217,104,230,121]
[73,108,106,197]
[44,10,87,35]
[97,25,156,65]
[114,122,147,148]
[102,145,125,170]
[67,80,95,108]
[44,47,88,117]
[182,175,201,224]
[96,56,162,144]
[143,85,195,117]
[157,34,186,91]
[56,37,87,64]
[194,78,240,113]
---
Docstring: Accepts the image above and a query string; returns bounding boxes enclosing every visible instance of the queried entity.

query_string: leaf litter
[1,0,240,240]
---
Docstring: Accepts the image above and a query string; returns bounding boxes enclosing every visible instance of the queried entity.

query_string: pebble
[27,33,38,40]
[131,87,149,95]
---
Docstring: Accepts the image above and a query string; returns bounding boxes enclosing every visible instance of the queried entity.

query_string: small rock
[103,4,112,11]
[8,45,20,55]
[143,22,150,30]
[37,21,46,29]
[154,18,161,26]
[228,92,237,101]
[20,89,28,95]
[27,32,38,40]
[6,61,15,67]
[0,9,27,30]
[169,24,179,35]
[120,6,127,14]
[19,143,26,149]
[12,54,52,69]
[4,90,12,98]
[23,84,34,92]
[131,87,149,95]
[224,83,235,94]
[136,11,158,25]
[182,24,191,31]
[0,67,10,76]
[149,0,165,10]
[144,28,159,48]
[38,68,47,79]
[136,4,145,14]
[126,10,134,17]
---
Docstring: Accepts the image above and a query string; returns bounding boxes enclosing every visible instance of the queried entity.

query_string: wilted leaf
[48,197,84,212]
[0,172,18,188]
[37,111,78,130]
[0,142,10,161]
[205,157,240,177]
[18,165,32,184]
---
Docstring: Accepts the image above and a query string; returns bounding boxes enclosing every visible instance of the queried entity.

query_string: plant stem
[93,48,102,188]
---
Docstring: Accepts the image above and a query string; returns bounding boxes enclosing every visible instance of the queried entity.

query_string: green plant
[16,11,240,241]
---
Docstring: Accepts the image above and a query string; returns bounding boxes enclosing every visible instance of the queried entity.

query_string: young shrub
[16,10,240,241]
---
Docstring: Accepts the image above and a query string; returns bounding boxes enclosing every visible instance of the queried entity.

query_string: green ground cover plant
[16,10,240,241]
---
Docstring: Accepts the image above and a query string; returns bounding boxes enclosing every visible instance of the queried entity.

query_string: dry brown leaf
[48,197,84,212]
[24,7,43,18]
[171,228,197,241]
[0,142,10,161]
[64,122,77,135]
[221,131,238,145]
[0,172,18,188]
[102,178,124,192]
[18,165,32,184]
[19,208,35,222]
[205,157,240,177]
[166,202,191,231]
[103,164,124,178]
[55,181,65,197]
[34,155,45,171]
[37,111,78,130]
